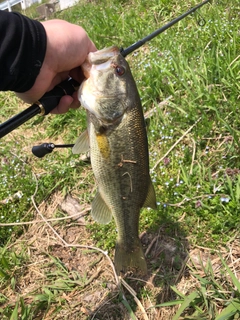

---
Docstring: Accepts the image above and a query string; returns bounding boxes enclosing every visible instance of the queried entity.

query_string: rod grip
[0,78,79,139]
[39,78,79,115]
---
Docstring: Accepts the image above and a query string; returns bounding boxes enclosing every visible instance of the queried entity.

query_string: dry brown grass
[1,189,239,319]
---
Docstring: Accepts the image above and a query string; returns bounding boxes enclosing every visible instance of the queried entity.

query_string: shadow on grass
[89,210,189,319]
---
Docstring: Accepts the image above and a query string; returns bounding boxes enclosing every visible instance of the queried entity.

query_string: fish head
[79,46,138,126]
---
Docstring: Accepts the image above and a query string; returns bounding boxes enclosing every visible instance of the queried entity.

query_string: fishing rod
[121,0,211,57]
[0,0,211,156]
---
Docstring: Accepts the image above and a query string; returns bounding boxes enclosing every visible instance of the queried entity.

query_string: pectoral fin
[72,130,89,154]
[91,190,112,224]
[143,178,157,209]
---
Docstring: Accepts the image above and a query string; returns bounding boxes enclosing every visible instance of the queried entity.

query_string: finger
[69,91,81,109]
[88,39,97,53]
[50,95,74,114]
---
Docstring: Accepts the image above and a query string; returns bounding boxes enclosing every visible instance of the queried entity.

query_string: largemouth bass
[73,46,156,275]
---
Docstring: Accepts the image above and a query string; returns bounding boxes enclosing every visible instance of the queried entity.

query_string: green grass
[155,255,240,320]
[0,0,239,319]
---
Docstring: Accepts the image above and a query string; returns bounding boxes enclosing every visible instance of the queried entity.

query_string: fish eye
[115,66,125,76]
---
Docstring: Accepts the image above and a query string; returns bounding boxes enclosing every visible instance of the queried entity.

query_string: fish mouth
[89,46,120,65]
[79,46,125,126]
[81,46,120,78]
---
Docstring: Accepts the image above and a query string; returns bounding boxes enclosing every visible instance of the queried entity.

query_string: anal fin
[91,190,112,224]
[143,177,157,209]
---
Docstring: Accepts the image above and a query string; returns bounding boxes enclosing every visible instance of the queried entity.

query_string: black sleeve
[0,11,47,92]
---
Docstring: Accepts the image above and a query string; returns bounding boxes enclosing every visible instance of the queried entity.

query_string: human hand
[16,20,97,114]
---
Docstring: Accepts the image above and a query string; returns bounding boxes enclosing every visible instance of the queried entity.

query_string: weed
[154,254,240,320]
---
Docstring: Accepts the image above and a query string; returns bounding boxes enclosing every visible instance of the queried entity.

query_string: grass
[154,251,240,320]
[0,0,239,319]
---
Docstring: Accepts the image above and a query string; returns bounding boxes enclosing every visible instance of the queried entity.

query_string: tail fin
[114,240,147,275]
